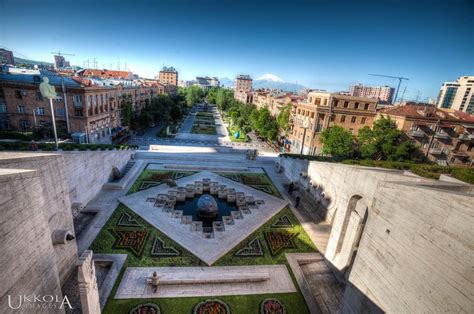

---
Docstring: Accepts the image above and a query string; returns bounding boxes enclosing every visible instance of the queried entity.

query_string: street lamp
[39,76,59,150]
[299,117,310,155]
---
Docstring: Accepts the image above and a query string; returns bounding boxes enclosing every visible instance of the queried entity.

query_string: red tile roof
[380,104,474,124]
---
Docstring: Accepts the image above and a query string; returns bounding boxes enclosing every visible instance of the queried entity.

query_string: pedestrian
[150,271,160,293]
[288,182,294,195]
[295,195,301,208]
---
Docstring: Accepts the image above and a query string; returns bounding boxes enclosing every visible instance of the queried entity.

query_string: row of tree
[207,87,284,141]
[320,116,421,161]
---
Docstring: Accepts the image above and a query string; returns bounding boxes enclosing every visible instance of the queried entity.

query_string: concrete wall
[61,150,133,206]
[279,157,474,313]
[0,169,64,313]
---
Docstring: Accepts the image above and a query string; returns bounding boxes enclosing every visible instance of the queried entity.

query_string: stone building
[288,91,378,154]
[280,157,473,313]
[349,83,395,104]
[157,66,178,86]
[378,104,474,166]
[234,75,253,103]
[0,48,15,65]
[0,71,163,143]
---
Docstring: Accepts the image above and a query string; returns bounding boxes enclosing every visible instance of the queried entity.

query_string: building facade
[436,76,474,114]
[234,75,253,103]
[349,83,395,103]
[379,104,474,166]
[0,72,163,143]
[157,66,178,86]
[288,92,378,154]
[0,48,15,65]
[80,69,134,80]
[195,76,219,89]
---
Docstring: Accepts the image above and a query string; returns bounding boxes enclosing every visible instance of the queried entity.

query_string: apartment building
[350,83,395,103]
[196,76,219,88]
[0,71,163,143]
[379,104,474,166]
[0,48,15,65]
[288,92,378,154]
[436,76,474,114]
[81,69,134,80]
[234,75,253,103]
[252,90,304,116]
[157,66,178,86]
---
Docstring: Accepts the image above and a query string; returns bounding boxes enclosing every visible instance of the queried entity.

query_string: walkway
[115,265,296,299]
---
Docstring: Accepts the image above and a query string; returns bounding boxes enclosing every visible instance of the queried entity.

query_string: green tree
[120,97,133,126]
[357,116,419,161]
[320,125,355,159]
[277,103,292,131]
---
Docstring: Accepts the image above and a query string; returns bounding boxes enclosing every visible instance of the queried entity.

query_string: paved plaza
[118,170,288,265]
[115,265,296,298]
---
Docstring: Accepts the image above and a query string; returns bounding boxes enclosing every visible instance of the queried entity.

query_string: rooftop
[380,104,474,123]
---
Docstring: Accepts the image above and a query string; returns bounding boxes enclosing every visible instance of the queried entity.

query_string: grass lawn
[191,125,217,134]
[216,171,282,198]
[104,293,309,314]
[93,168,314,314]
[228,126,248,142]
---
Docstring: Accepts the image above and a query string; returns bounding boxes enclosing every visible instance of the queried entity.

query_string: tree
[357,116,419,161]
[120,97,133,126]
[184,86,203,106]
[277,103,292,131]
[320,126,355,159]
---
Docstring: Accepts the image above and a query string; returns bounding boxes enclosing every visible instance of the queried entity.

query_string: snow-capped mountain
[256,73,284,82]
[254,73,306,92]
[219,73,307,92]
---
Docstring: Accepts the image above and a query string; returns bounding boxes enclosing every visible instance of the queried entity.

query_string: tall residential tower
[436,76,474,114]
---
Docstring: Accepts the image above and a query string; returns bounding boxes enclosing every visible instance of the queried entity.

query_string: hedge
[0,142,138,152]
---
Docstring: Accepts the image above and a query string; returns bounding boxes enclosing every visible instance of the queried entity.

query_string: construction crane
[368,73,409,104]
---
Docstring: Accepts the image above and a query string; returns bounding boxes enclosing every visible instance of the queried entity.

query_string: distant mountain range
[14,56,53,66]
[220,73,306,92]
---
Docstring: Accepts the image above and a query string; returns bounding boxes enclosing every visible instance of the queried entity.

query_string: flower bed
[111,229,149,256]
[150,236,180,256]
[129,303,161,314]
[193,299,230,314]
[264,231,298,255]
[234,238,264,257]
[117,212,142,227]
[260,299,286,314]
[271,215,293,228]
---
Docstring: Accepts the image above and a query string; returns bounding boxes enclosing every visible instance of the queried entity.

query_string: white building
[349,83,395,104]
[436,76,474,114]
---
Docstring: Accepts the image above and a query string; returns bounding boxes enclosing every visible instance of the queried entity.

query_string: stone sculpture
[39,76,57,98]
[196,194,218,219]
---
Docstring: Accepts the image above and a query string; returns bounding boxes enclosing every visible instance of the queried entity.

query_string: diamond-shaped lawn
[118,171,288,265]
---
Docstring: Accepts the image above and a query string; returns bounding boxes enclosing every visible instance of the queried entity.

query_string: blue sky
[1,0,473,101]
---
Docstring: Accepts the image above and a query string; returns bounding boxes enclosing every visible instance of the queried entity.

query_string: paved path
[115,265,296,298]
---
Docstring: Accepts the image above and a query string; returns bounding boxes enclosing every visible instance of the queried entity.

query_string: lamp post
[39,76,59,150]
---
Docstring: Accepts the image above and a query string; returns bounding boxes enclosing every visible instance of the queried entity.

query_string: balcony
[458,133,474,141]
[429,147,445,155]
[409,130,425,137]
[434,131,449,140]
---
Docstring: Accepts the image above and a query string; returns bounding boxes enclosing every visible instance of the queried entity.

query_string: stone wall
[0,168,64,313]
[0,153,78,286]
[279,157,473,313]
[61,150,133,207]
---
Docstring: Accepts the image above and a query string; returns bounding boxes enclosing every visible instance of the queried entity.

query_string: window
[73,95,82,107]
[17,105,25,113]
[36,107,45,115]
[0,103,6,113]
[319,114,325,120]
[364,103,369,110]
[15,90,23,99]
[36,92,43,101]
[351,116,357,123]
[20,120,29,131]
[56,108,65,116]
[344,101,349,108]
[330,115,336,121]
[340,115,346,122]
[75,108,83,116]
[310,112,315,118]
[361,117,367,124]
[354,102,359,109]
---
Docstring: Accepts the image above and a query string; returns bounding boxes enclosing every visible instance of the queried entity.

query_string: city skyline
[1,0,473,101]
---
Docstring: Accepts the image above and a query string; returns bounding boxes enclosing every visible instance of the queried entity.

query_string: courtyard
[85,157,319,313]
